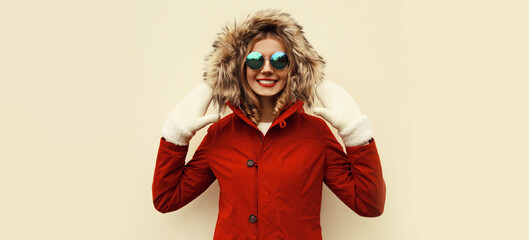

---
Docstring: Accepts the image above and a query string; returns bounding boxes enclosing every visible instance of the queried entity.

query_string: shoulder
[285,111,334,138]
[206,113,252,141]
[294,112,344,149]
[208,113,236,131]
[296,111,331,130]
[206,113,238,137]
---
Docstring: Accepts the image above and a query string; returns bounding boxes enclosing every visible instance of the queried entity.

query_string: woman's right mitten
[161,83,220,146]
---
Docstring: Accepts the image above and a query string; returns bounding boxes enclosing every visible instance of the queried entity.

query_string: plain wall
[1,0,527,239]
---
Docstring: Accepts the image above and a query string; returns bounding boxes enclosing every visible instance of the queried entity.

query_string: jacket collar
[226,100,305,130]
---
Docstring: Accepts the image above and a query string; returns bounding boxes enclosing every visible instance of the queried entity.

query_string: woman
[153,9,385,239]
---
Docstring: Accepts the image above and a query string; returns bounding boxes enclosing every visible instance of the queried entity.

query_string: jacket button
[247,159,255,167]
[248,214,257,223]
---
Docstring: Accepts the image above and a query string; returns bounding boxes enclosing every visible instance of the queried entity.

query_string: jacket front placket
[228,101,304,239]
[257,125,274,239]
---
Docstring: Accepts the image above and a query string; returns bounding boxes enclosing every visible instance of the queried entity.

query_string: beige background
[1,0,528,239]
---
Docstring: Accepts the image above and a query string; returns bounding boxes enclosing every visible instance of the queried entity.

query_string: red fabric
[152,100,386,239]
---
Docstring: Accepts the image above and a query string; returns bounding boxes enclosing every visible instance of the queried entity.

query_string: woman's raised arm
[314,80,385,216]
[153,83,220,213]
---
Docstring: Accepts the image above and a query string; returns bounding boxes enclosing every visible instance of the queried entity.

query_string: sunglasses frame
[245,51,290,71]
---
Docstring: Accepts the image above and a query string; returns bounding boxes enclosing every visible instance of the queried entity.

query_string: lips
[256,78,278,87]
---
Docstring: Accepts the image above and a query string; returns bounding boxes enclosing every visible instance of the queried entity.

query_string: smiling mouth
[257,79,277,84]
[256,79,278,87]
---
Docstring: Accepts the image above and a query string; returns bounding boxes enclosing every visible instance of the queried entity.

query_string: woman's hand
[313,80,373,147]
[162,83,220,146]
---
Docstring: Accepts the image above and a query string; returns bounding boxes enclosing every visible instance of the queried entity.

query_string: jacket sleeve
[152,130,217,213]
[323,124,386,217]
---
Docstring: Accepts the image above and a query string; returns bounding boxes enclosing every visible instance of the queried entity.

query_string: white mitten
[161,83,220,146]
[313,80,373,147]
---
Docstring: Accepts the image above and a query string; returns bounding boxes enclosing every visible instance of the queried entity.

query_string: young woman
[153,9,386,239]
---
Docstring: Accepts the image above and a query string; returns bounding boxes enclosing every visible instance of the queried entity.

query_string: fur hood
[203,9,325,109]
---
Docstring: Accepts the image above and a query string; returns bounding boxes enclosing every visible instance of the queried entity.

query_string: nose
[261,59,273,74]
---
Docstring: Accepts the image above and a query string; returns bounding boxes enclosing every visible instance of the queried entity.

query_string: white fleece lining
[257,122,272,136]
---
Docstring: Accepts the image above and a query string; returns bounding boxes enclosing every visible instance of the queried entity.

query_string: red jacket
[152,100,386,239]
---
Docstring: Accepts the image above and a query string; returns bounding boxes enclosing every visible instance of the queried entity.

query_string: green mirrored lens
[246,52,264,70]
[271,52,289,70]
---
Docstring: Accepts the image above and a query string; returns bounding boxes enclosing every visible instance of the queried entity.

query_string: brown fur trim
[203,9,325,113]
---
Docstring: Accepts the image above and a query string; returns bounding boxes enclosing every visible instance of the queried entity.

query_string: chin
[254,89,281,97]
[250,84,285,98]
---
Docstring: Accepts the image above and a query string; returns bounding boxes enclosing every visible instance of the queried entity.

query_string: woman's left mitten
[313,80,373,147]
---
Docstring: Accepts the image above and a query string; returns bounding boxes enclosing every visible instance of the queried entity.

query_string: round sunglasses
[245,51,289,70]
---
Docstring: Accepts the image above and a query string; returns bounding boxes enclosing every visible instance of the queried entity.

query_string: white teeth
[257,80,276,84]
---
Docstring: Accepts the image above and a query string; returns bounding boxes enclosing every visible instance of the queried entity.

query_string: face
[245,38,289,98]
